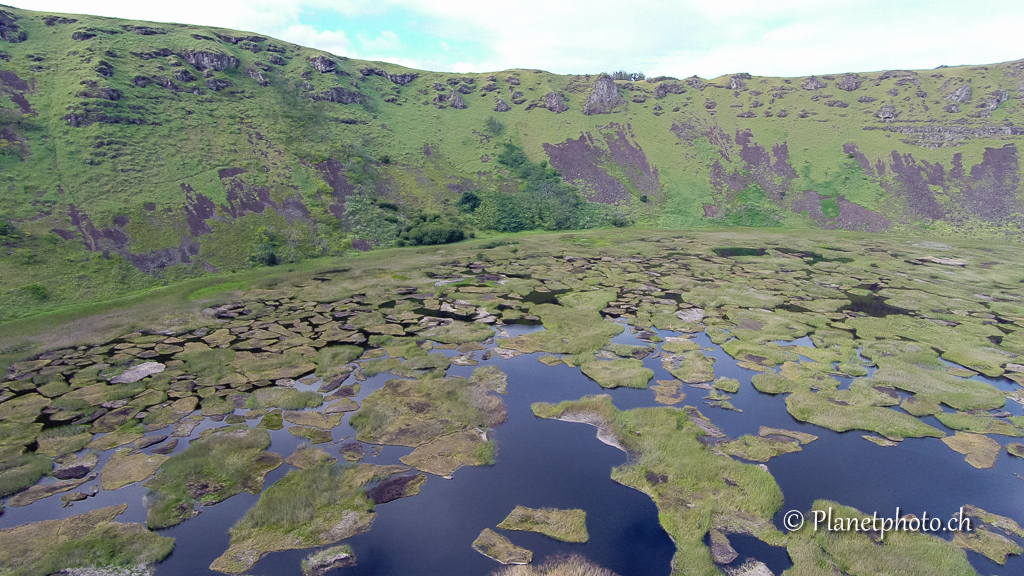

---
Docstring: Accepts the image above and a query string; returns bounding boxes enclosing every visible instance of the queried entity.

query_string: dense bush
[611,70,645,81]
[472,144,621,232]
[398,213,466,246]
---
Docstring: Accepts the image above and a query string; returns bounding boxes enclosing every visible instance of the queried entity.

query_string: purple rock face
[544,123,660,205]
[959,144,1020,222]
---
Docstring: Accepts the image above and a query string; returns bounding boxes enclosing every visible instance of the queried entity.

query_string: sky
[10,0,1024,78]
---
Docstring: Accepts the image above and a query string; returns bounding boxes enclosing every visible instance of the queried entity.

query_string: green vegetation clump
[580,359,653,389]
[497,506,589,543]
[247,387,323,410]
[211,463,376,573]
[533,395,784,575]
[785,500,977,576]
[472,528,532,565]
[397,212,467,247]
[472,144,619,232]
[145,428,283,528]
[351,377,505,447]
[0,505,174,576]
[0,453,52,497]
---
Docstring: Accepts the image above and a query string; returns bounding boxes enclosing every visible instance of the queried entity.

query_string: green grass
[0,453,52,497]
[351,376,504,447]
[212,462,376,573]
[247,387,323,410]
[497,506,589,543]
[784,500,977,576]
[533,395,785,576]
[144,427,282,528]
[472,528,532,565]
[580,359,653,389]
[0,505,174,576]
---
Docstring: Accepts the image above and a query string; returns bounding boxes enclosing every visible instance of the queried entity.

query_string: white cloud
[9,0,1024,77]
[357,30,402,53]
[278,24,350,57]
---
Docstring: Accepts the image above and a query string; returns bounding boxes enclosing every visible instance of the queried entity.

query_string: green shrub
[484,116,505,136]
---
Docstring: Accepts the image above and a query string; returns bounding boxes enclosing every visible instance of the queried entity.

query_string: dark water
[5,321,1024,575]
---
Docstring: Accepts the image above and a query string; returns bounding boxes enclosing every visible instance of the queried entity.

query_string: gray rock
[182,50,238,71]
[686,76,706,90]
[725,559,775,576]
[583,73,625,115]
[655,82,685,98]
[448,90,467,109]
[507,76,520,85]
[726,76,746,90]
[802,76,826,90]
[947,84,972,103]
[977,90,1009,111]
[493,98,511,112]
[205,78,233,91]
[311,87,363,104]
[836,73,862,91]
[173,69,196,83]
[709,529,738,564]
[945,103,960,113]
[544,91,567,113]
[877,104,898,122]
[110,361,165,384]
[309,55,336,73]
[675,308,705,323]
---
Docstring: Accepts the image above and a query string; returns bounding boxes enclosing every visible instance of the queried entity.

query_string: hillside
[0,4,1021,320]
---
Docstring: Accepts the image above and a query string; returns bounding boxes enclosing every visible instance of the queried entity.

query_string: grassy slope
[0,5,1021,321]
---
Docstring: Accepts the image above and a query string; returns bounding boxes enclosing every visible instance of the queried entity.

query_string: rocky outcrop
[493,98,511,112]
[583,74,625,115]
[448,90,467,109]
[174,69,196,83]
[205,78,232,91]
[877,104,898,122]
[946,84,972,103]
[507,76,520,85]
[0,10,26,43]
[726,76,746,90]
[247,69,268,86]
[836,74,862,91]
[215,33,265,44]
[309,56,336,73]
[456,83,473,94]
[360,67,418,85]
[312,87,362,104]
[802,76,826,90]
[182,50,239,72]
[686,76,706,90]
[94,61,113,77]
[544,92,567,113]
[977,90,1009,111]
[655,82,685,98]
